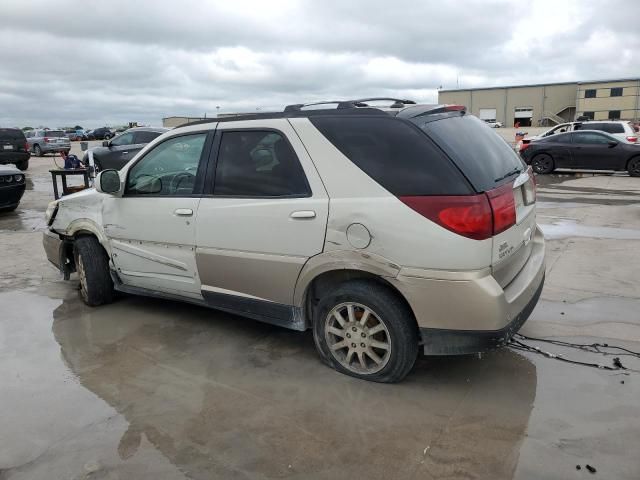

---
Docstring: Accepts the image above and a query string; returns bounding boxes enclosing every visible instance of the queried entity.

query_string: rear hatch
[0,128,28,153]
[45,130,70,146]
[417,114,537,288]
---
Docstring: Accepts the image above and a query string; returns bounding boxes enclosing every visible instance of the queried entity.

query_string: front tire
[74,236,114,306]
[531,153,554,174]
[627,157,640,177]
[313,280,419,383]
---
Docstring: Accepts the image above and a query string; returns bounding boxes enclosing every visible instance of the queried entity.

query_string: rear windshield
[417,114,524,192]
[45,130,65,137]
[0,128,26,140]
[310,116,471,196]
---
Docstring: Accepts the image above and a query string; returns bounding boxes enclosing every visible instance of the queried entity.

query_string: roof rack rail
[284,97,417,112]
[284,101,348,112]
[348,97,417,108]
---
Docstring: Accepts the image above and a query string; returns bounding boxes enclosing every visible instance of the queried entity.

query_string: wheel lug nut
[361,332,366,338]
[360,343,366,348]
[352,327,357,332]
[346,333,351,338]
[351,343,356,348]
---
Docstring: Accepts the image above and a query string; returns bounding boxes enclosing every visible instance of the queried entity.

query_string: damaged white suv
[43,99,545,383]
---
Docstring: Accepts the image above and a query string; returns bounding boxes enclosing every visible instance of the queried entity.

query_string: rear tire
[531,153,554,174]
[313,280,419,383]
[74,236,114,306]
[16,160,29,171]
[34,145,42,157]
[627,156,640,177]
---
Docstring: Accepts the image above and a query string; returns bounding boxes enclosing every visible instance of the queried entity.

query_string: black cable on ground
[514,333,640,358]
[508,336,640,373]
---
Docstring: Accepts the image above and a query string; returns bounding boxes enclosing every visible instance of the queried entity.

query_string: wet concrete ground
[1,148,640,479]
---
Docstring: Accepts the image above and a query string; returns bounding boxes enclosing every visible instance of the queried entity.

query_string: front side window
[573,132,611,145]
[126,133,207,196]
[584,89,596,98]
[111,132,134,146]
[213,130,310,197]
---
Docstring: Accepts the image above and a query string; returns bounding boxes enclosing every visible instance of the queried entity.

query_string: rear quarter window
[310,116,471,195]
[417,115,525,192]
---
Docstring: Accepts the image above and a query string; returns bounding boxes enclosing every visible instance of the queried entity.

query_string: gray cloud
[1,0,638,128]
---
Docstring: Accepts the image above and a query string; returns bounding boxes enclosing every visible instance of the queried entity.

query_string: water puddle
[540,219,640,240]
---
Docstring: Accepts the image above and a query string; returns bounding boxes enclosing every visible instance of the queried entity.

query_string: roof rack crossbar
[284,101,348,112]
[348,97,417,105]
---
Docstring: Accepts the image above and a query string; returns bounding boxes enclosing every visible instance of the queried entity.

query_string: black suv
[88,127,114,140]
[0,128,31,171]
[84,127,169,171]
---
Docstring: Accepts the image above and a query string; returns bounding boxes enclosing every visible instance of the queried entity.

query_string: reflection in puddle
[540,219,640,240]
[0,208,46,232]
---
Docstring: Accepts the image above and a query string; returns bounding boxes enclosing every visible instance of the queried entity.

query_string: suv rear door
[194,119,329,321]
[418,114,537,288]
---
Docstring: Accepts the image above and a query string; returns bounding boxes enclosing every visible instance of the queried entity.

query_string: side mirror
[96,169,122,195]
[608,141,618,148]
[102,140,110,147]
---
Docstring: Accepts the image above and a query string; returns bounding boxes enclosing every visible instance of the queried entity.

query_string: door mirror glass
[97,169,122,194]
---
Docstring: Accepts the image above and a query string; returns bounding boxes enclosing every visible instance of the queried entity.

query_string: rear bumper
[41,144,70,153]
[389,226,545,355]
[419,273,544,355]
[0,152,30,164]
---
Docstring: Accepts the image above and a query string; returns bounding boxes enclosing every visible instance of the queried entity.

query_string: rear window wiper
[494,167,522,183]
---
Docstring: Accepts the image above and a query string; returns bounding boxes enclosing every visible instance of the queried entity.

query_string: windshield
[417,114,524,192]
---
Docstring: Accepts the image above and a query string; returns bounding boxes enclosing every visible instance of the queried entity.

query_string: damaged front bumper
[43,229,73,279]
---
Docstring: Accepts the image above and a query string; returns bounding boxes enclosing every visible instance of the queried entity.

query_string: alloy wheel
[324,302,391,375]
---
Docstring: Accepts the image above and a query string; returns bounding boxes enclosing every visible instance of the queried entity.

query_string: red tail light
[626,136,637,143]
[486,183,516,235]
[44,137,50,143]
[519,142,531,152]
[400,184,517,240]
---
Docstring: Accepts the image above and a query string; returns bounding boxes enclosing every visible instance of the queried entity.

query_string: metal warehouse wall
[439,83,577,126]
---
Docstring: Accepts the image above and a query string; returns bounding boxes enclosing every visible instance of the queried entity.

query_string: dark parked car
[84,127,169,171]
[88,127,114,140]
[521,130,640,176]
[0,164,26,211]
[0,128,31,171]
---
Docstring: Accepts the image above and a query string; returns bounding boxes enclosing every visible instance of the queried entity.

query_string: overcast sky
[1,0,638,128]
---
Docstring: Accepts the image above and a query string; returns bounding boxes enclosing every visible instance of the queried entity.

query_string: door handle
[290,210,316,219]
[122,151,129,155]
[174,208,193,216]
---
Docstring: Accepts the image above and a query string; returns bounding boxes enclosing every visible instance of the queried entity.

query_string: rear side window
[572,132,611,145]
[310,116,470,195]
[586,123,624,134]
[417,115,524,192]
[135,131,162,143]
[213,130,310,197]
[541,132,571,143]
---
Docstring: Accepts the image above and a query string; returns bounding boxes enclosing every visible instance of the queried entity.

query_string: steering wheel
[170,171,195,192]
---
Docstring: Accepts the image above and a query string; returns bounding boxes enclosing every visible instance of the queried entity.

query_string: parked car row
[523,120,638,144]
[25,129,71,157]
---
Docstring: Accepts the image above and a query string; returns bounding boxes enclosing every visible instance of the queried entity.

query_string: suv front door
[194,120,329,324]
[570,131,621,170]
[102,130,213,297]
